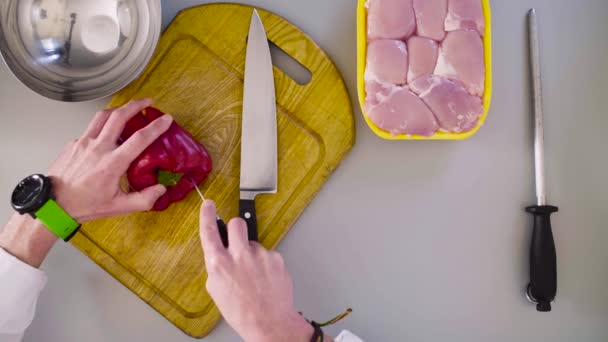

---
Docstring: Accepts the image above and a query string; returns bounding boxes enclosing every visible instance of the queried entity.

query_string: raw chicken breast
[445,0,485,35]
[410,75,483,133]
[434,30,484,96]
[366,87,439,136]
[407,36,439,84]
[365,39,408,85]
[365,80,394,109]
[368,0,416,40]
[413,0,448,41]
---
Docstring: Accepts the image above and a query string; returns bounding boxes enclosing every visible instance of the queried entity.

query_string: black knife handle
[526,205,558,312]
[217,217,229,248]
[239,199,258,241]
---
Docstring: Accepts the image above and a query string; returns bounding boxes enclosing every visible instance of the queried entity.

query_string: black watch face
[12,175,45,209]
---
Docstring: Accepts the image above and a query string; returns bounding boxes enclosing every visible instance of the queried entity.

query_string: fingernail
[203,200,215,209]
[161,114,173,123]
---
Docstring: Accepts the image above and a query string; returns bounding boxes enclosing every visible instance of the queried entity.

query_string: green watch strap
[35,199,81,241]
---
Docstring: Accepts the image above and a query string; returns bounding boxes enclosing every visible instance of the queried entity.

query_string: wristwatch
[11,174,80,241]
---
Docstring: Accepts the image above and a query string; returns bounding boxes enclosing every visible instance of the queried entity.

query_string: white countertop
[1,0,608,341]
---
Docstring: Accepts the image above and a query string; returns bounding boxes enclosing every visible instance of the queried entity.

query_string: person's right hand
[199,201,314,342]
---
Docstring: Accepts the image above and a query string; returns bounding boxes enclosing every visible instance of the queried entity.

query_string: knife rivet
[244,212,252,219]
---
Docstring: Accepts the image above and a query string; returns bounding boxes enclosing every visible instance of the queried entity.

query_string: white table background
[1,0,607,341]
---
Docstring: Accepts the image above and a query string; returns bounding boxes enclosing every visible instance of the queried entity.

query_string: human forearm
[1,100,172,270]
[0,213,57,268]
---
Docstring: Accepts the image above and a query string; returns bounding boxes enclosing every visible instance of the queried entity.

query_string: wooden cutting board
[70,3,354,338]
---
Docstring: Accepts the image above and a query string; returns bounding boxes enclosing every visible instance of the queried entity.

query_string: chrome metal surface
[0,0,161,102]
[528,8,547,206]
[525,285,538,304]
[239,9,277,200]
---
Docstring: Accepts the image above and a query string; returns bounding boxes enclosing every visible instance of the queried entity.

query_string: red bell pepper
[119,107,213,211]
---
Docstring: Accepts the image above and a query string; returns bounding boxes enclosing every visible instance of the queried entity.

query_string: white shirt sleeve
[0,247,365,342]
[336,330,365,342]
[0,248,47,342]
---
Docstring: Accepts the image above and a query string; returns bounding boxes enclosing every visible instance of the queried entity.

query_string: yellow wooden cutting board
[70,4,354,338]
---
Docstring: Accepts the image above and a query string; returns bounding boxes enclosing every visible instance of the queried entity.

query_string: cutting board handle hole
[268,40,312,85]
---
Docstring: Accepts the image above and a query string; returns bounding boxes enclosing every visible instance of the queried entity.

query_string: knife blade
[525,8,558,312]
[239,9,278,241]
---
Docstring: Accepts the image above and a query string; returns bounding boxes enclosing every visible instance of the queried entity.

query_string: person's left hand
[48,98,173,222]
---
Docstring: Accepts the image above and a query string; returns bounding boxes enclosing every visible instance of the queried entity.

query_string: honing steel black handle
[217,217,229,248]
[239,199,258,241]
[526,205,559,312]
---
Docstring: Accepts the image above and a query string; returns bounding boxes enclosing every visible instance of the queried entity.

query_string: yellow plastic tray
[357,0,493,140]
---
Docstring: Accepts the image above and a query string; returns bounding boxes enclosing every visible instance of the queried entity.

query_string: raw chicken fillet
[364,0,486,136]
[445,0,485,35]
[413,0,448,41]
[410,75,483,133]
[367,0,416,40]
[434,30,485,96]
[365,40,409,85]
[366,87,439,136]
[365,80,393,109]
[407,37,439,84]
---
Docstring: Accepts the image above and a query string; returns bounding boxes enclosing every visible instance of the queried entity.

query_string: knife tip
[250,9,264,30]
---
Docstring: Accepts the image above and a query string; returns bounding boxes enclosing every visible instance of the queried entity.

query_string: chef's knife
[240,10,278,241]
[525,8,558,312]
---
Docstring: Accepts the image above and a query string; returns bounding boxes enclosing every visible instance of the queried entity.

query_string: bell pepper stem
[158,170,184,186]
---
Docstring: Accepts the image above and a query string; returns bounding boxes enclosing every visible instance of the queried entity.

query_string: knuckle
[228,217,246,225]
[231,251,243,263]
[125,99,140,107]
[205,256,225,273]
[74,138,87,148]
[269,251,285,266]
[146,121,167,137]
[228,217,247,232]
[249,243,263,256]
[202,223,218,233]
[117,101,139,113]
[90,140,106,153]
[272,251,283,261]
[141,196,157,211]
[88,133,105,145]
[94,110,107,117]
[83,137,98,147]
[129,131,148,146]
[66,140,78,151]
[232,248,249,263]
[117,99,143,114]
[91,167,110,179]
[110,108,124,118]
